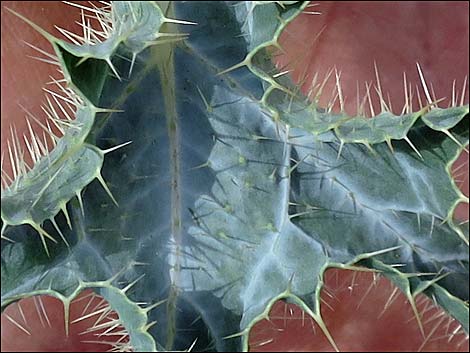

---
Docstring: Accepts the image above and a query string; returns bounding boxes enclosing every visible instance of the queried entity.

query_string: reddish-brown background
[1,2,469,352]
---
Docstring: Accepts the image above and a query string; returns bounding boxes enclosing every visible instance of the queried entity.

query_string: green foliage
[1,2,468,351]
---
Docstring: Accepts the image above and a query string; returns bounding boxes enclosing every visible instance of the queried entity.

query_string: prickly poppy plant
[1,1,468,352]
